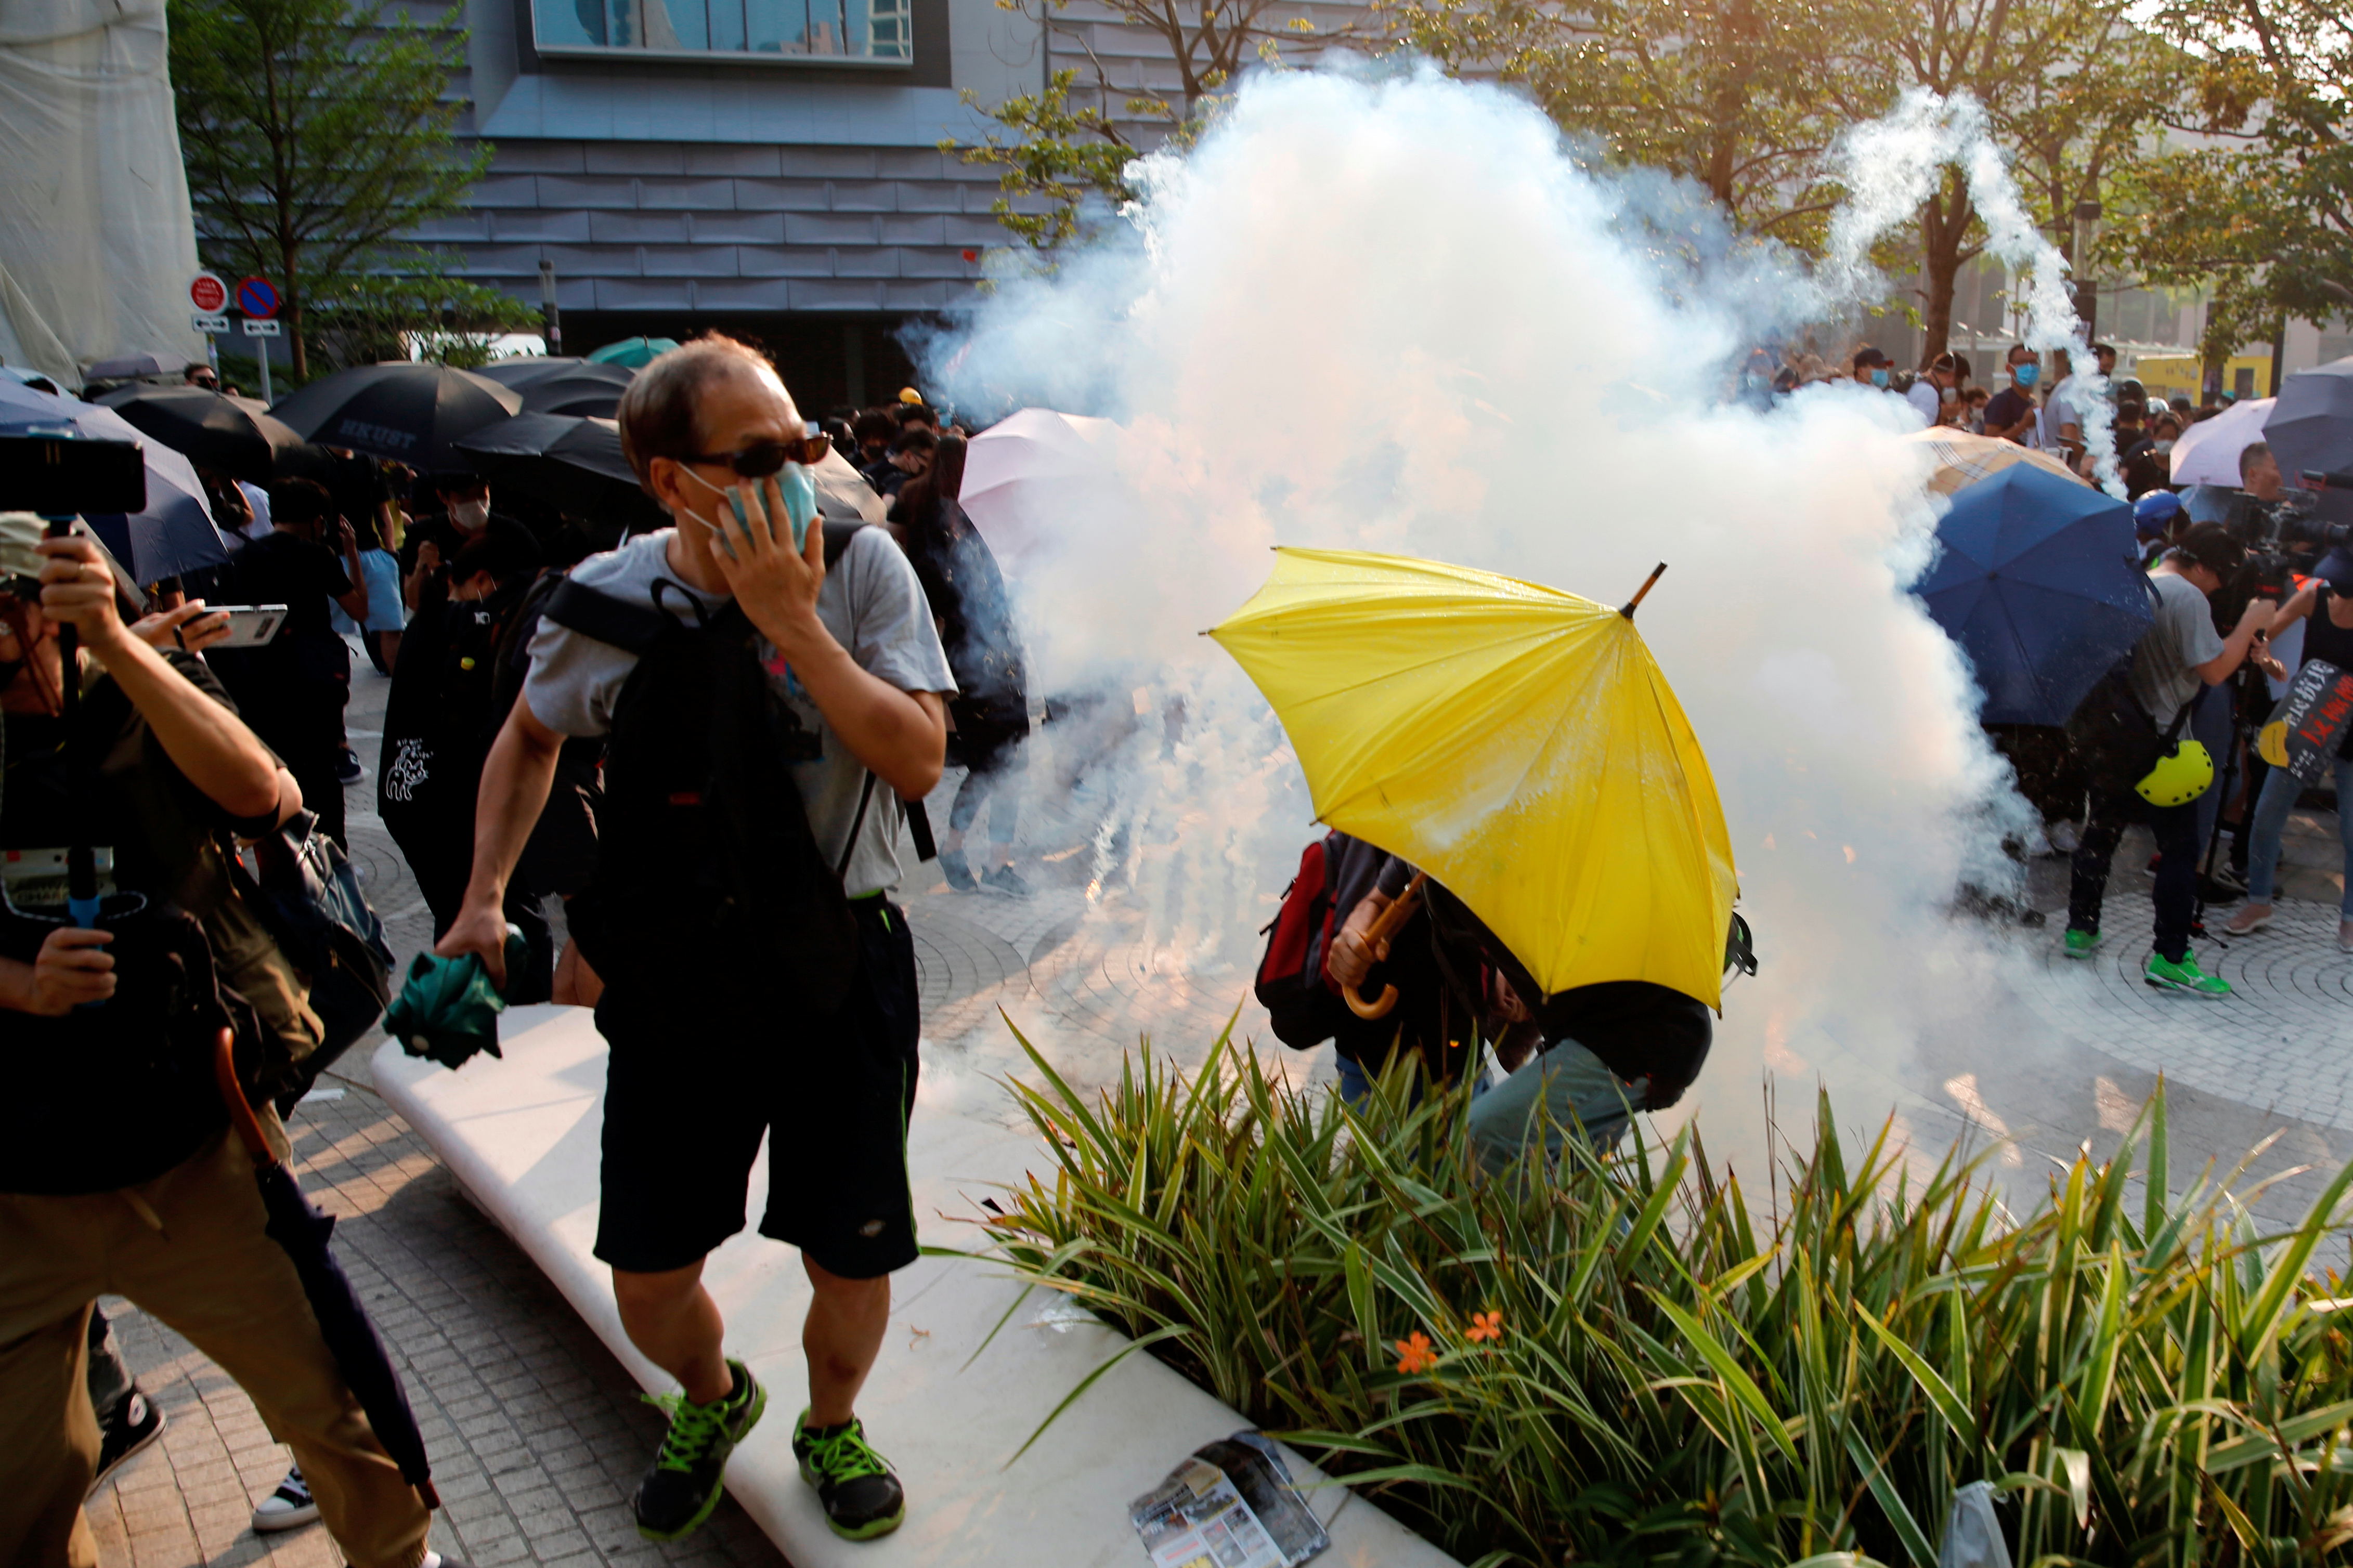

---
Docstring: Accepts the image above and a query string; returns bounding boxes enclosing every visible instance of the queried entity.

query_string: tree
[1825,0,2163,357]
[1386,0,1889,253]
[2108,0,2352,378]
[168,0,495,378]
[950,70,1141,252]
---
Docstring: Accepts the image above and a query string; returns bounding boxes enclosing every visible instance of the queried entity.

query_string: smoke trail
[1828,89,2123,496]
[919,66,2056,1151]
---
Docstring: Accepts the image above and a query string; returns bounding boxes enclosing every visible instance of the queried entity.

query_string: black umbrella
[97,385,304,485]
[517,375,628,419]
[452,412,662,527]
[474,357,634,395]
[269,363,521,472]
[209,1030,440,1510]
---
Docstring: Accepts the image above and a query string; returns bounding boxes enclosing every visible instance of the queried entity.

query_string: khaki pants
[0,1129,433,1568]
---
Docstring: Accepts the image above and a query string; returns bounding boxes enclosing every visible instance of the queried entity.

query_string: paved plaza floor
[88,663,2353,1568]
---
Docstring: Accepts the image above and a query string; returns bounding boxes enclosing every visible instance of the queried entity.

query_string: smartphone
[0,434,147,517]
[205,605,288,648]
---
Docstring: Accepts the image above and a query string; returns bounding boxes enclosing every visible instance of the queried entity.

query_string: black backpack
[549,523,874,1010]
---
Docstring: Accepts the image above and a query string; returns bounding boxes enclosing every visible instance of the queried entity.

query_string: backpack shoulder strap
[543,577,671,654]
[823,518,866,570]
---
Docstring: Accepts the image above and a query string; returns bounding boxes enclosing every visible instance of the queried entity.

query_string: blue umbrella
[0,377,229,582]
[1916,464,2154,727]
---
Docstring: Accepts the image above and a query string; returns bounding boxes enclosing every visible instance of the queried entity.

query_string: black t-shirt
[2,655,261,1193]
[2302,587,2353,759]
[235,529,354,648]
[398,511,544,596]
[1984,387,2036,436]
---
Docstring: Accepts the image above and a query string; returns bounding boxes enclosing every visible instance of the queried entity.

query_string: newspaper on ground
[1128,1432,1330,1568]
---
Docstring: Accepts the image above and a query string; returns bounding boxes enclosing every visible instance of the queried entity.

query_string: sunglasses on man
[681,429,831,478]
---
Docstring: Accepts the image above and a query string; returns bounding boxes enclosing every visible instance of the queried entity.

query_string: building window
[536,0,913,60]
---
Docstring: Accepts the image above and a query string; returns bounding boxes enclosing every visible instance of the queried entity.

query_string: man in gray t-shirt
[2066,521,2273,996]
[434,340,951,1546]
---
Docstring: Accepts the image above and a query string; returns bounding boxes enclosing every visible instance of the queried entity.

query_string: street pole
[539,259,562,355]
[2072,198,2103,343]
[254,324,272,403]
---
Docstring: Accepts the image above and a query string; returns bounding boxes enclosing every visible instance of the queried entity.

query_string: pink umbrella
[959,408,1125,566]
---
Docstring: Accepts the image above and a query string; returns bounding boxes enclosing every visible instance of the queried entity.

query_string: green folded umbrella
[386,929,525,1070]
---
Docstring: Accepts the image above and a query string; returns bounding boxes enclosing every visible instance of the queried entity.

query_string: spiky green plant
[969,1016,2353,1567]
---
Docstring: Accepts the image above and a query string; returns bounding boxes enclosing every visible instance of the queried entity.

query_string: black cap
[1853,347,1891,368]
[2316,547,2353,596]
[2176,520,2244,578]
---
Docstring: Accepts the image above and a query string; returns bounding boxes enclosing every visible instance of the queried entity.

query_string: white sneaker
[2339,919,2353,953]
[2225,904,2273,935]
[251,1467,319,1533]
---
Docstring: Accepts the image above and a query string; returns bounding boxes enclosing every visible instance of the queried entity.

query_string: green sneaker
[2145,951,2230,999]
[633,1359,766,1541]
[794,1408,906,1541]
[2063,927,2104,959]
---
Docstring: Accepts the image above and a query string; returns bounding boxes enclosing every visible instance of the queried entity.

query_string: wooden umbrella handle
[211,1027,274,1165]
[1342,872,1426,1020]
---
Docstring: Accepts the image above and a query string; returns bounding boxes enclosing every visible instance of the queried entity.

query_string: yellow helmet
[2136,740,2215,807]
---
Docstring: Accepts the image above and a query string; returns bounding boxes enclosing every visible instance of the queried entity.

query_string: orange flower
[1395,1331,1437,1375]
[1466,1310,1504,1344]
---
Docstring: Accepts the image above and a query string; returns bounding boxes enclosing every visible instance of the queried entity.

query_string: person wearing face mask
[1907,351,1960,427]
[1983,344,2044,445]
[399,473,541,615]
[437,335,953,1546]
[212,479,370,848]
[2125,411,2183,498]
[1850,346,1899,396]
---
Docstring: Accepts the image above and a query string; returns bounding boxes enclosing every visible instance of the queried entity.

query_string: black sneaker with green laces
[634,1358,766,1541]
[793,1408,906,1540]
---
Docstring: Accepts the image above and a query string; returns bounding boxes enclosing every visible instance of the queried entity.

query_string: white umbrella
[959,407,1124,566]
[2169,397,2278,488]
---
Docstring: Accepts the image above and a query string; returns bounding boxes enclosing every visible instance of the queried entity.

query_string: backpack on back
[1255,831,1392,1050]
[549,522,873,1011]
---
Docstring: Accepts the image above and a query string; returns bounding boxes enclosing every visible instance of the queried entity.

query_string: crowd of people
[5,319,2344,1568]
[1755,336,2260,497]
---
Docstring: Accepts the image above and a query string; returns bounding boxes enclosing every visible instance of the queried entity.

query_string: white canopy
[0,0,205,389]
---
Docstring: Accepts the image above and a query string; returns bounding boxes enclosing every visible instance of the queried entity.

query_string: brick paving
[82,652,2353,1568]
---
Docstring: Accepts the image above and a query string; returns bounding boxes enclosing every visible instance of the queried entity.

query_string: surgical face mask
[1941,384,1958,403]
[681,462,820,556]
[2154,438,2176,454]
[450,498,490,531]
[1870,369,1890,388]
[2013,362,2040,388]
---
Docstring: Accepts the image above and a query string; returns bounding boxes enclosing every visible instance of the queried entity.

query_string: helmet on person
[2136,740,2214,807]
[2133,491,2183,540]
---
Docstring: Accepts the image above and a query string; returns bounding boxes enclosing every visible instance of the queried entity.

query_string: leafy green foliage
[168,0,494,378]
[947,70,1141,254]
[974,1020,2353,1566]
[2109,0,2353,375]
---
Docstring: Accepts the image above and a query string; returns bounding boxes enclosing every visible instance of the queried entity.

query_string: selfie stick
[43,515,100,928]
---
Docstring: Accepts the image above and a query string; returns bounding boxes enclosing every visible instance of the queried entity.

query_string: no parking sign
[236,276,280,319]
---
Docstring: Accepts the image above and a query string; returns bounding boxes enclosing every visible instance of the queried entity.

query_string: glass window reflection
[536,0,912,57]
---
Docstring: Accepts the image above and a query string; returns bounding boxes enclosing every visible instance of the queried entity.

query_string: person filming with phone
[0,519,470,1568]
[436,336,954,1545]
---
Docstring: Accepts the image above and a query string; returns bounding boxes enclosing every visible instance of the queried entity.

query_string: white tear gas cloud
[1829,89,2125,496]
[916,67,2060,1151]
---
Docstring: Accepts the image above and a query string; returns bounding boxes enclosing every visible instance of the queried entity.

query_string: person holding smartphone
[437,336,953,1545]
[0,527,469,1568]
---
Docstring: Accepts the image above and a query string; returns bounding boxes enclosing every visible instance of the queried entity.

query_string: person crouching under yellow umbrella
[1212,548,1745,1176]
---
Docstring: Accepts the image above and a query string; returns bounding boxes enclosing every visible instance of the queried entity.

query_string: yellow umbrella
[1210,548,1738,1010]
[1903,425,2086,495]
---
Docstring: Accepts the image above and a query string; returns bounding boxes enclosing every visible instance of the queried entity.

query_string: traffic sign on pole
[192,312,230,334]
[241,318,282,337]
[235,276,280,319]
[190,271,227,313]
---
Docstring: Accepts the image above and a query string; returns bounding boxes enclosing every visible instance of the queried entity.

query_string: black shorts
[591,896,922,1279]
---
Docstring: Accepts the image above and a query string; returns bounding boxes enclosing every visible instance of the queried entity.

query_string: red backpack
[1256,832,1390,1050]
